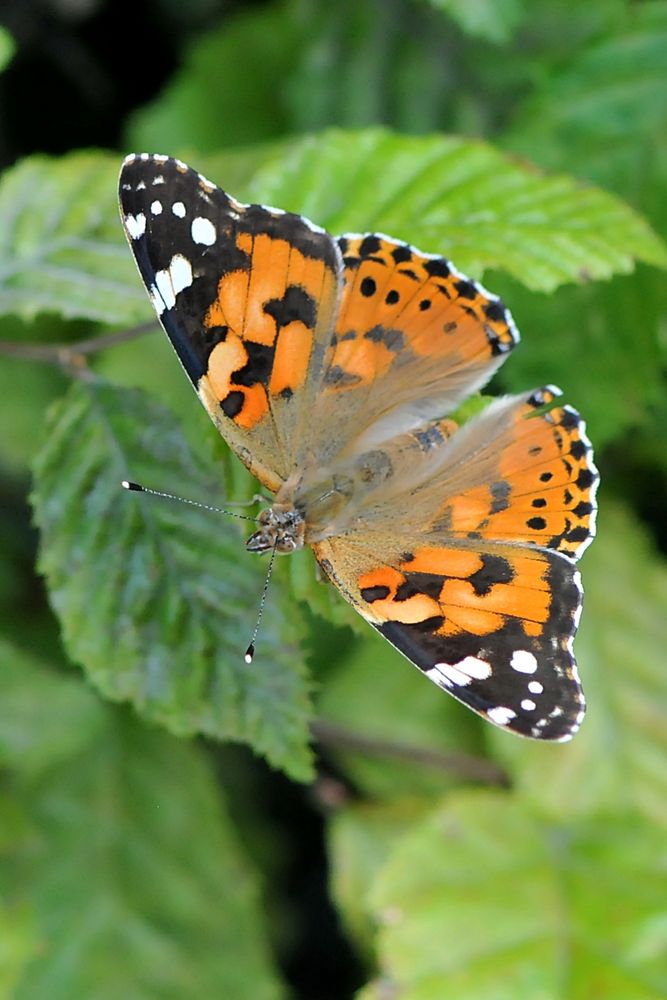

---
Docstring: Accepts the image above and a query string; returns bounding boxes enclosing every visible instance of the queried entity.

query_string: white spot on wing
[511,650,538,674]
[521,699,537,712]
[456,656,493,680]
[430,655,492,688]
[197,171,215,191]
[154,268,175,311]
[169,253,193,295]
[191,216,216,245]
[149,285,163,315]
[151,254,193,313]
[528,680,543,695]
[125,213,146,239]
[487,706,517,726]
[172,201,186,218]
[150,200,163,215]
[430,664,469,687]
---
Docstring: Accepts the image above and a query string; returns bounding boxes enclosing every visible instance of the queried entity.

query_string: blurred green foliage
[1,0,667,996]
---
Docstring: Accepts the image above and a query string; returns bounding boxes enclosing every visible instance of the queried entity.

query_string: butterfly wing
[120,159,520,490]
[119,156,597,738]
[312,387,598,740]
[299,233,519,469]
[119,154,342,493]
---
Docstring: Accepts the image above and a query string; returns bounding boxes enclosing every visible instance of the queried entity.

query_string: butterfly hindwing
[430,386,597,559]
[312,387,597,740]
[315,534,586,740]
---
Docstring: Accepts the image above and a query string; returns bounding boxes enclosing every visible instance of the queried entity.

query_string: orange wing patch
[314,530,585,741]
[324,234,517,393]
[358,545,551,639]
[120,155,343,490]
[432,387,597,559]
[203,232,338,430]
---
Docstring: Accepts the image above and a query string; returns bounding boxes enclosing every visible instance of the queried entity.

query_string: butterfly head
[246,504,306,555]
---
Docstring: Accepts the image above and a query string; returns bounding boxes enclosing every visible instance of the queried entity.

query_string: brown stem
[311,719,510,787]
[0,320,156,364]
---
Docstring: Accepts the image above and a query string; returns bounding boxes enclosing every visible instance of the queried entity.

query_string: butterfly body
[119,153,598,742]
[246,502,305,554]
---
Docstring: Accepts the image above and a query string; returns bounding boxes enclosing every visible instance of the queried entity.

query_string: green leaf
[328,799,433,960]
[4,709,284,1000]
[316,628,497,800]
[0,145,286,329]
[0,638,105,777]
[0,897,35,998]
[427,0,526,43]
[362,792,667,998]
[498,4,667,445]
[0,26,15,73]
[125,0,455,146]
[489,504,667,832]
[207,128,667,291]
[505,2,667,196]
[30,380,314,781]
[0,317,71,471]
[125,5,298,153]
[2,130,663,329]
[497,265,665,448]
[0,152,147,324]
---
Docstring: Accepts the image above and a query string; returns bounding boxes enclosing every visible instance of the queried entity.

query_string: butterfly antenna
[121,480,259,523]
[244,541,278,664]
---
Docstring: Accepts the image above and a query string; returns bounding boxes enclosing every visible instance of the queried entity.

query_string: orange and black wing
[299,233,519,467]
[119,154,342,493]
[312,388,598,741]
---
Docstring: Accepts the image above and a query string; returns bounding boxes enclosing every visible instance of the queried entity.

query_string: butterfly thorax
[246,467,359,554]
[246,504,306,555]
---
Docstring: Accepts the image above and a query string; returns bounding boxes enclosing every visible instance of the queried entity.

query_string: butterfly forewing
[119,154,342,491]
[299,234,518,466]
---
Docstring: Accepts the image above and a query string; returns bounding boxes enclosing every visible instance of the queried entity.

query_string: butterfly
[119,153,598,741]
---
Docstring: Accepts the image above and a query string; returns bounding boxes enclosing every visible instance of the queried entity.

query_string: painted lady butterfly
[119,154,598,741]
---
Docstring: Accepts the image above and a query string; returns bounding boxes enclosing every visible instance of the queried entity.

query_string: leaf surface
[360,792,667,999]
[491,504,667,832]
[30,380,314,780]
